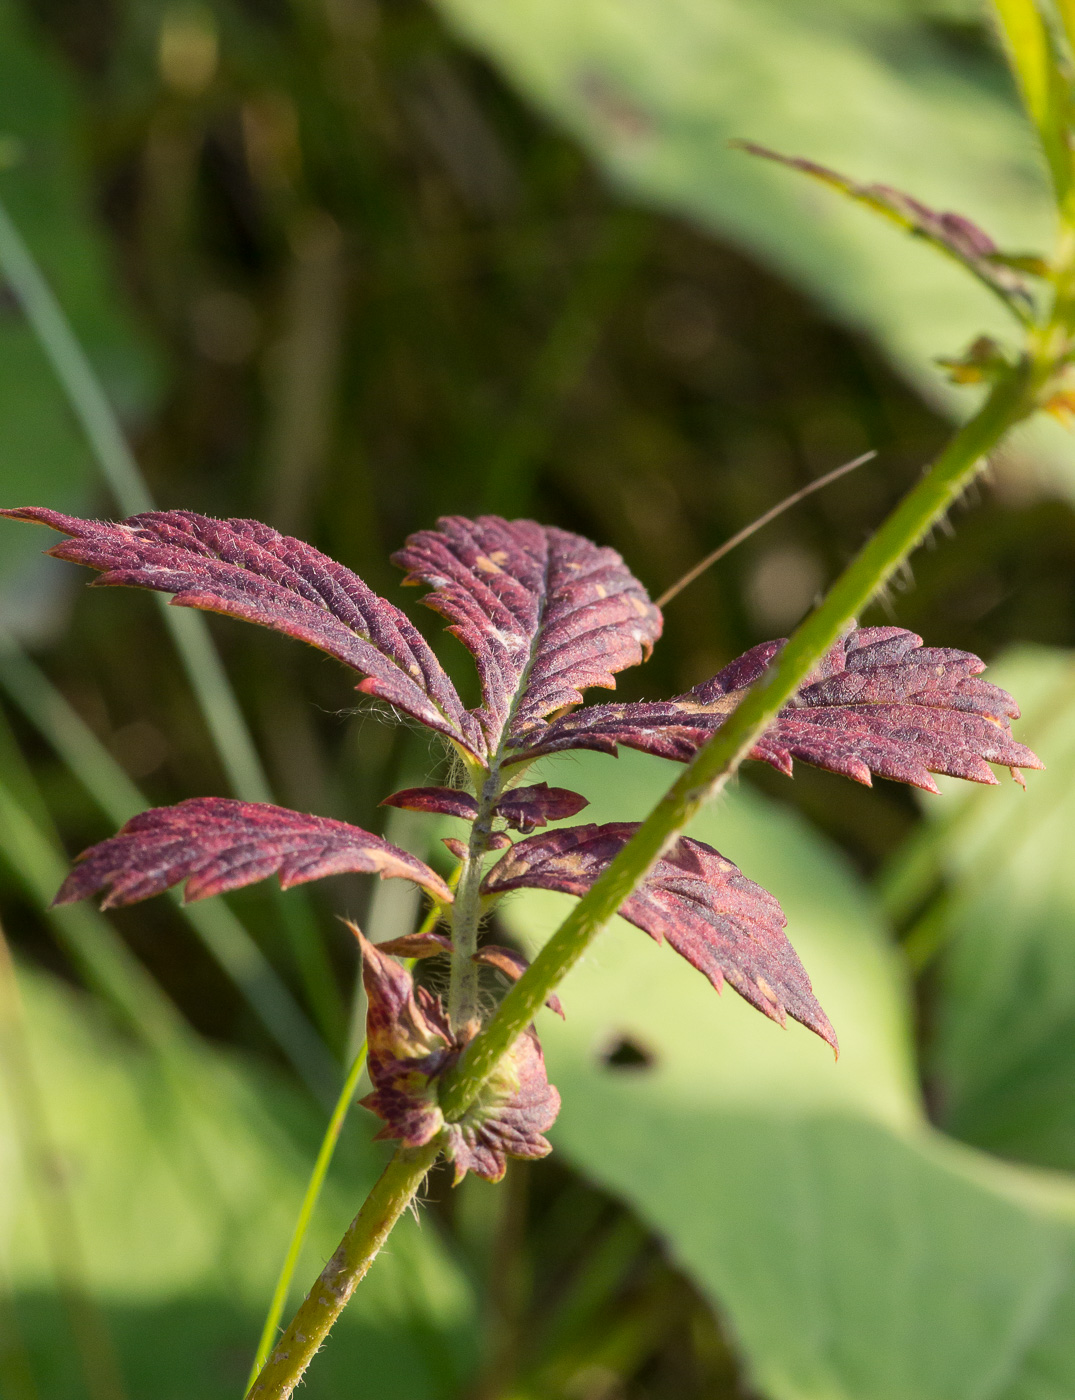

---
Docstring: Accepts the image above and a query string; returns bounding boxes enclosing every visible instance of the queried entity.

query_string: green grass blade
[246,1041,369,1390]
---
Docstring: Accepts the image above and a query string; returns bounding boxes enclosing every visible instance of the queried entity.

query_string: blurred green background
[4,0,1075,1396]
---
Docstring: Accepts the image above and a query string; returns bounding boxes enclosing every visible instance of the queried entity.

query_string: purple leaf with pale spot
[482,822,836,1051]
[514,628,1042,794]
[54,798,453,908]
[1,508,483,759]
[392,515,661,752]
[383,781,588,832]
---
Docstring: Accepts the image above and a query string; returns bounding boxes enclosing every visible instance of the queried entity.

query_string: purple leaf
[497,784,589,832]
[54,797,454,908]
[392,515,662,752]
[473,945,566,1018]
[383,781,589,833]
[358,935,454,1149]
[356,931,560,1181]
[517,628,1042,794]
[443,1025,560,1184]
[735,142,1037,317]
[382,787,479,821]
[1,508,483,759]
[482,822,836,1051]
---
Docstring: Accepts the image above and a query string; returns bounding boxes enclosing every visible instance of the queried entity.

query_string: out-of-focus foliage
[898,647,1075,1172]
[0,966,476,1398]
[0,0,157,610]
[503,748,1075,1400]
[430,0,1053,398]
[2,0,1075,1394]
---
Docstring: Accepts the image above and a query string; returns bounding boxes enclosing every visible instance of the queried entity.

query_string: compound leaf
[1,508,483,758]
[392,515,661,752]
[55,797,454,908]
[482,821,836,1050]
[520,627,1041,794]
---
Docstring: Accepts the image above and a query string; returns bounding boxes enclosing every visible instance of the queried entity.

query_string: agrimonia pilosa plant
[6,5,1075,1394]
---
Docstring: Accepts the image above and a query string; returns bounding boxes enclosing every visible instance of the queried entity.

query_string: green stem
[448,772,501,1032]
[439,362,1034,1118]
[244,1140,441,1400]
[246,1043,369,1389]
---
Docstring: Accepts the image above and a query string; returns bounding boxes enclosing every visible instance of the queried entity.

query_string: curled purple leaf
[517,628,1042,794]
[483,822,836,1051]
[54,797,453,908]
[358,935,454,1148]
[392,515,662,752]
[356,931,560,1181]
[443,1026,560,1184]
[473,945,566,1018]
[2,507,484,759]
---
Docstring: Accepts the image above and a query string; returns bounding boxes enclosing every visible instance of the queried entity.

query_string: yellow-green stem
[244,1141,440,1400]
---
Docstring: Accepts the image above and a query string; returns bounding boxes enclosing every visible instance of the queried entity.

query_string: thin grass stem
[656,451,875,608]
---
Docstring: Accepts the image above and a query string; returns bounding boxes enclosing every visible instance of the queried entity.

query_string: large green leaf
[430,0,1052,405]
[0,0,159,604]
[914,647,1075,1172]
[0,966,477,1398]
[500,748,1075,1400]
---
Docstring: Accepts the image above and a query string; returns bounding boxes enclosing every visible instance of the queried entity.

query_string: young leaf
[472,945,566,1018]
[54,797,454,908]
[357,933,560,1181]
[497,783,590,831]
[1,508,484,759]
[734,142,1039,321]
[383,780,590,832]
[517,627,1042,794]
[392,515,662,752]
[358,935,455,1149]
[482,822,836,1050]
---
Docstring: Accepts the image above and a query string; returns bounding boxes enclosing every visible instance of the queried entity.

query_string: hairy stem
[439,361,1034,1118]
[448,772,502,1032]
[244,1140,440,1399]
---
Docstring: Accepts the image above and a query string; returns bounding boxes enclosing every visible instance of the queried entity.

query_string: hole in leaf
[600,1034,657,1071]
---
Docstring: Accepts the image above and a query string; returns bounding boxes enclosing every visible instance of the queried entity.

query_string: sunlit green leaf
[0,967,477,1399]
[500,748,1075,1400]
[431,0,1055,405]
[915,647,1075,1172]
